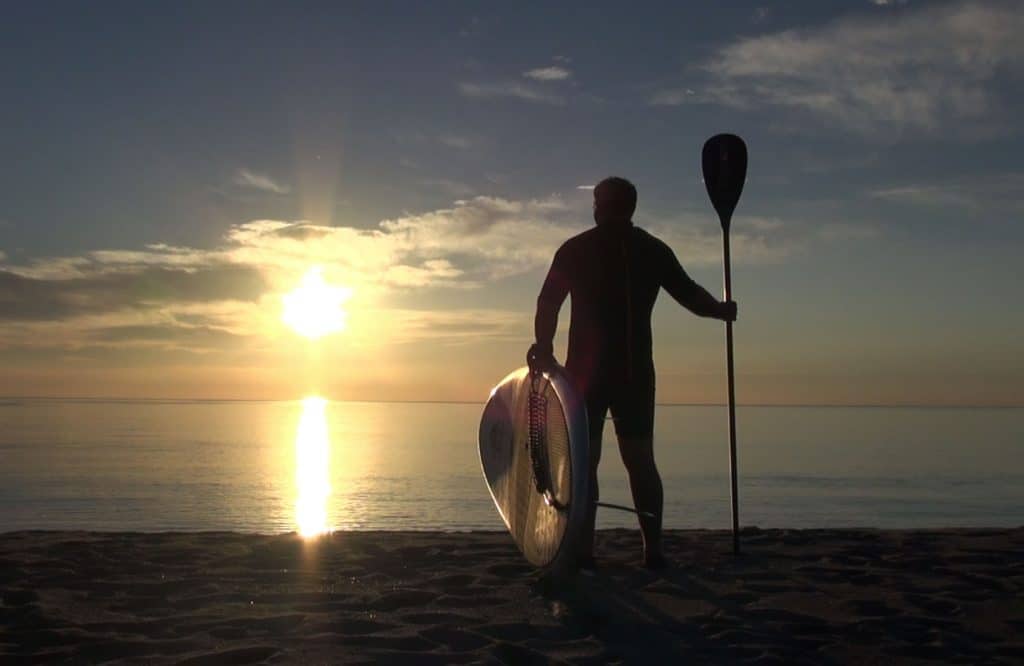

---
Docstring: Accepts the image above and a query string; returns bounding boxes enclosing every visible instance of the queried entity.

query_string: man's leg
[612,376,663,566]
[578,423,603,566]
[616,435,664,565]
[578,390,608,567]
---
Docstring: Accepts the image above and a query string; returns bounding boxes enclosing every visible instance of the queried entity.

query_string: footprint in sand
[338,635,436,652]
[320,618,396,635]
[0,589,38,606]
[885,643,953,660]
[841,599,900,617]
[433,594,506,609]
[207,626,248,640]
[369,589,436,612]
[486,563,532,577]
[80,618,173,639]
[428,573,478,587]
[791,564,850,582]
[474,622,538,642]
[399,611,477,626]
[490,641,547,664]
[718,591,758,604]
[66,637,197,663]
[903,592,962,616]
[419,626,492,651]
[176,645,280,665]
[745,608,826,625]
[368,652,478,666]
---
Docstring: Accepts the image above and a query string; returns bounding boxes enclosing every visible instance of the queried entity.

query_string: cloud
[233,169,291,194]
[817,221,881,242]
[458,82,565,105]
[373,308,529,346]
[870,185,974,208]
[420,178,475,197]
[692,0,1024,135]
[86,323,247,350]
[646,211,878,266]
[523,66,571,81]
[649,88,696,106]
[1,192,863,355]
[438,134,474,150]
[868,173,1024,211]
[377,196,576,280]
[0,299,261,356]
[0,196,578,354]
[0,265,266,322]
[211,196,579,288]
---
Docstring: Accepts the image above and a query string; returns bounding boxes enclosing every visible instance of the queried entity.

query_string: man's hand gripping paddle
[702,133,747,555]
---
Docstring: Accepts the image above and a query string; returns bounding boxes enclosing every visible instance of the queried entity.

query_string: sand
[1,528,1022,664]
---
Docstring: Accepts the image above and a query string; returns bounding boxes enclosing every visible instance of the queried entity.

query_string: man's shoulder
[631,225,658,241]
[557,227,598,254]
[569,226,601,243]
[632,226,670,252]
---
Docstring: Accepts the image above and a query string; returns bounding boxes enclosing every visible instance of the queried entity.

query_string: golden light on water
[295,396,331,537]
[282,266,352,339]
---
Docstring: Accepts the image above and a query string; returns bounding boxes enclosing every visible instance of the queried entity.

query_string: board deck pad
[479,366,589,570]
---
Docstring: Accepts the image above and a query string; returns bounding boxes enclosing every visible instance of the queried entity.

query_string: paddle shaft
[722,231,739,555]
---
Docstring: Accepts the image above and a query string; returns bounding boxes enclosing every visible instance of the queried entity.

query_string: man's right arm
[658,240,736,321]
[533,246,570,358]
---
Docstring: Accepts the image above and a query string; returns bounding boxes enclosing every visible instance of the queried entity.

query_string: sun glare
[295,396,331,537]
[282,266,352,339]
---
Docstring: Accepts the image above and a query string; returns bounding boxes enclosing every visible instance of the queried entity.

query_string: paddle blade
[702,134,748,229]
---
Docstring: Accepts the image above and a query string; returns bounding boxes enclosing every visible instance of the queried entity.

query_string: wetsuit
[535,220,721,438]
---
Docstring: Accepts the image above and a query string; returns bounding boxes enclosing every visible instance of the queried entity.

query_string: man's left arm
[659,241,736,321]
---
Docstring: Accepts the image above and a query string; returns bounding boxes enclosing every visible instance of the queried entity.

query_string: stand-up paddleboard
[479,365,589,572]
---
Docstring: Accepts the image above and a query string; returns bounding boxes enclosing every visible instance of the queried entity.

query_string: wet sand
[1,528,1022,663]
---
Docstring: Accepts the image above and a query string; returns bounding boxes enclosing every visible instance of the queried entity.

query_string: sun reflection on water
[295,396,331,536]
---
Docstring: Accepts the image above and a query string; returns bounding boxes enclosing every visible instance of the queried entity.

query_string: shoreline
[2,528,1022,663]
[4,525,1024,535]
[4,396,1022,409]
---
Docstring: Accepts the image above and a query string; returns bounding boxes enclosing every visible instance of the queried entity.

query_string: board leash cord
[595,502,656,519]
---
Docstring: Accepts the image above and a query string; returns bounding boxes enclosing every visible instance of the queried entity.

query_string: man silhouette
[529,177,736,569]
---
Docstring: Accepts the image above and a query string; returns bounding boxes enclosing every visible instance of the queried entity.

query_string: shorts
[584,373,655,439]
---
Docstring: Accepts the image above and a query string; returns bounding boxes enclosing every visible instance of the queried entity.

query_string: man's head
[593,177,637,226]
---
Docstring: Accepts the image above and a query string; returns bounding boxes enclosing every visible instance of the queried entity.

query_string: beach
[1,528,1022,664]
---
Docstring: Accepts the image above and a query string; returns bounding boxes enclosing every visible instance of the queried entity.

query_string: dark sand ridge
[1,528,1022,663]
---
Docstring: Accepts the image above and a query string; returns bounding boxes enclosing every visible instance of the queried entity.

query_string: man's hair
[594,177,637,218]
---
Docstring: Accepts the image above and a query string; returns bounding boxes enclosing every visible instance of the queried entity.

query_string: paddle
[702,133,747,555]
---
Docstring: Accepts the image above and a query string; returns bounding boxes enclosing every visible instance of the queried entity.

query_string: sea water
[1,399,1021,533]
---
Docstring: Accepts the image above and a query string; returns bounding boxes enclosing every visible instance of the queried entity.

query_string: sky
[1,0,1022,405]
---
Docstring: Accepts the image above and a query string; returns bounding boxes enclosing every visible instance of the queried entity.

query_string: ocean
[1,399,1021,533]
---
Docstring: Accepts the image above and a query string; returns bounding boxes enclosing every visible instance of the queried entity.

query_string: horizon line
[1,396,1021,409]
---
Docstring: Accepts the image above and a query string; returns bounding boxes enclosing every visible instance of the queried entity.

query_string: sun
[282,266,352,339]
